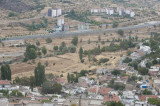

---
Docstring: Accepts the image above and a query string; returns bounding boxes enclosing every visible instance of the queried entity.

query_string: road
[2,21,160,41]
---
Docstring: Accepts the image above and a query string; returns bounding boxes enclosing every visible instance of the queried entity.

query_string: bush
[99,58,109,64]
[46,38,52,43]
[68,46,76,53]
[118,29,124,36]
[8,12,17,17]
[123,57,132,63]
[53,46,58,51]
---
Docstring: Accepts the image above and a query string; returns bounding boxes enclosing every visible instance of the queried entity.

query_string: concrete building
[48,8,62,17]
[78,23,89,31]
[122,91,134,99]
[57,18,64,26]
[91,9,99,13]
[148,66,160,76]
[139,45,151,54]
[130,11,135,17]
[62,24,69,32]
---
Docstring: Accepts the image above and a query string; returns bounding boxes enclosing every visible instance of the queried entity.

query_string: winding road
[2,21,160,41]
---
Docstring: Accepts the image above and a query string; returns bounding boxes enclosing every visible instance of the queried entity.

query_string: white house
[0,80,11,90]
[139,45,151,54]
[122,91,134,99]
[130,11,135,17]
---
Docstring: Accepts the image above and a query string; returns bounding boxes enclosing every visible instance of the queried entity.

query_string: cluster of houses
[91,7,135,17]
[0,42,160,106]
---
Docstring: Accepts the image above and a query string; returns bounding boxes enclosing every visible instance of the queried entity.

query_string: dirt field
[1,25,159,81]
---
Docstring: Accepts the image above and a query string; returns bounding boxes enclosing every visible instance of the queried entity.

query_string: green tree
[42,46,47,55]
[10,90,23,97]
[111,70,120,76]
[138,67,149,75]
[142,89,152,95]
[118,29,124,36]
[30,76,36,91]
[46,38,52,43]
[41,81,62,94]
[53,46,58,51]
[34,62,45,86]
[112,22,119,28]
[67,73,70,83]
[106,101,124,106]
[24,44,37,60]
[148,98,160,105]
[80,70,88,76]
[1,64,11,80]
[71,36,78,46]
[79,47,84,63]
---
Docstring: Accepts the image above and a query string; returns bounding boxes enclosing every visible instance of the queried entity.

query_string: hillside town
[0,0,160,106]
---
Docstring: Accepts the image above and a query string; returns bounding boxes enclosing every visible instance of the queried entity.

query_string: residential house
[54,77,65,85]
[139,45,151,54]
[130,50,145,61]
[88,86,112,96]
[122,91,134,99]
[153,79,160,93]
[103,94,120,102]
[96,68,108,74]
[138,95,158,101]
[0,80,11,90]
[148,66,160,76]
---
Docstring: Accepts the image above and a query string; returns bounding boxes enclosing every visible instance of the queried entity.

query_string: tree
[148,98,160,105]
[106,101,124,106]
[68,45,76,53]
[53,46,58,51]
[80,70,88,76]
[138,67,148,75]
[1,64,11,80]
[30,76,35,91]
[46,38,52,43]
[34,62,45,86]
[111,70,120,76]
[98,35,101,42]
[24,44,37,60]
[142,89,152,95]
[71,36,78,46]
[118,29,124,36]
[67,73,70,83]
[42,46,47,55]
[41,81,62,94]
[112,22,119,28]
[79,47,84,63]
[36,41,40,46]
[10,90,23,97]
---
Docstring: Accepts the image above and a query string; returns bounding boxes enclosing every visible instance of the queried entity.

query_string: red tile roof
[88,86,112,95]
[99,87,112,95]
[0,80,10,85]
[55,78,65,84]
[138,95,158,101]
[121,76,129,79]
[103,94,120,102]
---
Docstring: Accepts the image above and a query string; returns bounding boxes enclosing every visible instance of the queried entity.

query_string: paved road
[2,21,160,41]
